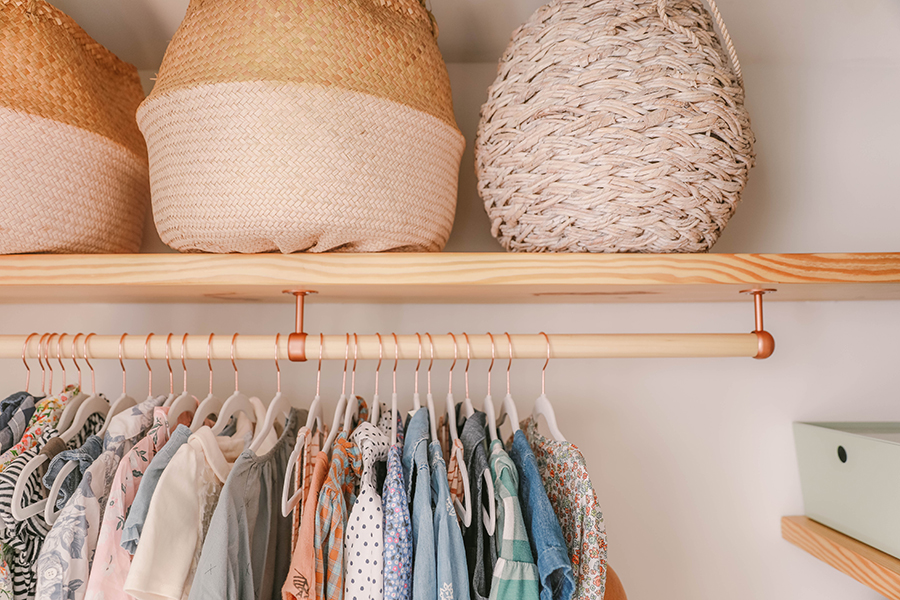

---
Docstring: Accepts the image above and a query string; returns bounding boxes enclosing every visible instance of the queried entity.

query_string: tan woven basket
[475,0,755,253]
[0,0,149,254]
[139,0,465,254]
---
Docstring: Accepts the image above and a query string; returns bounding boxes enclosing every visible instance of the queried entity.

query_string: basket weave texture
[0,0,149,254]
[139,0,465,254]
[475,0,755,253]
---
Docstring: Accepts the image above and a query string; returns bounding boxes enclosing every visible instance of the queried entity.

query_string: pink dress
[83,407,171,600]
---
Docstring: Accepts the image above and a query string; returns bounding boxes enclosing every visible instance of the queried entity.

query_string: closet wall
[6,0,900,598]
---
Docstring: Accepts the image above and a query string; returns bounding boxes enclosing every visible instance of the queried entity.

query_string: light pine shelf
[0,252,897,304]
[782,516,900,599]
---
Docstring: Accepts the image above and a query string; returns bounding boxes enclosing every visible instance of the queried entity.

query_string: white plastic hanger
[390,333,399,446]
[162,333,177,407]
[423,334,439,444]
[15,335,109,522]
[251,334,291,452]
[341,334,361,433]
[533,332,566,442]
[459,333,497,536]
[190,334,222,431]
[496,332,521,436]
[460,333,475,419]
[369,333,383,425]
[211,334,257,435]
[168,334,198,431]
[445,333,473,527]
[55,334,87,433]
[281,334,325,518]
[483,333,499,442]
[322,334,352,455]
[47,334,137,525]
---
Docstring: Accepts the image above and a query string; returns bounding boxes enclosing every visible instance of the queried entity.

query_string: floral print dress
[0,386,77,473]
[521,417,607,600]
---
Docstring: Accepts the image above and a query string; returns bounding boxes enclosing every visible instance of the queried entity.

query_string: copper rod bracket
[740,289,776,359]
[283,290,317,362]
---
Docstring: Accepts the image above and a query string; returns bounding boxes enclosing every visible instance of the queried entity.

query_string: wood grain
[0,253,897,304]
[782,516,900,599]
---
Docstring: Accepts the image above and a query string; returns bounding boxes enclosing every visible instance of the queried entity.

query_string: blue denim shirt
[401,408,435,600]
[120,424,193,555]
[510,429,575,600]
[458,409,495,600]
[430,440,471,600]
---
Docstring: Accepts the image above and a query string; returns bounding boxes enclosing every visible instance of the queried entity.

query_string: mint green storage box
[793,422,900,559]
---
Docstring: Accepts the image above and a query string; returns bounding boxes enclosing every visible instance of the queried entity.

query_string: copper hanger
[351,333,359,399]
[37,333,49,396]
[22,333,37,394]
[165,333,174,397]
[274,333,282,395]
[71,333,83,391]
[390,332,399,445]
[370,333,383,424]
[55,333,67,392]
[144,333,154,398]
[316,333,323,398]
[84,333,97,396]
[413,333,422,410]
[46,333,56,395]
[119,333,128,396]
[207,333,215,397]
[541,332,550,396]
[230,333,240,394]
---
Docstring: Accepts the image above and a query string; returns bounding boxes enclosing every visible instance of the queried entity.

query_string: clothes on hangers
[119,424,192,555]
[83,407,173,600]
[0,386,78,473]
[521,418,607,600]
[458,410,495,600]
[188,408,301,600]
[315,397,367,600]
[430,436,470,600]
[446,437,465,522]
[401,408,435,600]
[123,413,254,600]
[382,412,410,600]
[0,392,38,434]
[42,427,104,510]
[487,439,539,600]
[0,396,35,454]
[345,420,390,600]
[508,430,575,600]
[289,422,325,553]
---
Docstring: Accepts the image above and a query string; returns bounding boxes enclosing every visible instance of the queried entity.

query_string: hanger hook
[316,333,323,397]
[504,332,513,396]
[540,332,550,396]
[22,333,37,394]
[231,333,239,392]
[38,333,48,396]
[351,333,359,398]
[462,332,471,399]
[374,333,383,396]
[425,333,434,396]
[56,333,67,391]
[414,333,422,395]
[165,333,174,395]
[341,333,350,397]
[71,333,83,391]
[144,333,154,397]
[487,332,496,394]
[85,333,97,396]
[207,333,214,396]
[180,333,189,394]
[448,333,457,394]
[391,333,399,395]
[274,333,281,394]
[119,333,128,396]
[47,333,57,394]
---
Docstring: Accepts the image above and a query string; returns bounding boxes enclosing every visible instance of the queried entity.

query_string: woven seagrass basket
[0,0,149,254]
[475,0,754,253]
[139,0,464,254]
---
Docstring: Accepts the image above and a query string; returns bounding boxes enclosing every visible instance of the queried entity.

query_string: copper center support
[740,289,776,360]
[283,290,317,362]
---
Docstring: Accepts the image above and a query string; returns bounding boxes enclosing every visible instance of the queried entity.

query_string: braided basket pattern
[475,0,754,253]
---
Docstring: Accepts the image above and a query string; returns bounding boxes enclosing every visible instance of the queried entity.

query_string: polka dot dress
[345,421,390,600]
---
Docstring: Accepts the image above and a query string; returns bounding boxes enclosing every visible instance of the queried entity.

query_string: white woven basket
[475,0,755,253]
[139,0,464,253]
[0,0,149,254]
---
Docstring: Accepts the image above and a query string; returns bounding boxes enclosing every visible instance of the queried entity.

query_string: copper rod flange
[740,289,776,359]
[283,290,317,362]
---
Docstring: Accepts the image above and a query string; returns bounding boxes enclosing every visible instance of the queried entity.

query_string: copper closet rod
[0,290,776,361]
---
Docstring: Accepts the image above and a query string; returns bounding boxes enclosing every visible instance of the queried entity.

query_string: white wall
[20,0,900,598]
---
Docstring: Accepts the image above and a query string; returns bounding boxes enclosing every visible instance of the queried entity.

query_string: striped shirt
[488,439,539,600]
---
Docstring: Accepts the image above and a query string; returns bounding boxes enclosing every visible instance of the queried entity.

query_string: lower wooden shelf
[782,516,900,598]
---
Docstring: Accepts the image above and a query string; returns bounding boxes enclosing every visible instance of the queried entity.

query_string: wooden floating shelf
[782,516,900,599]
[0,253,897,304]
